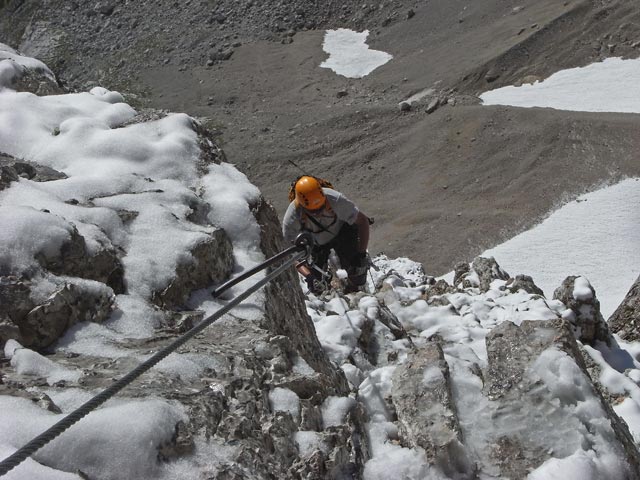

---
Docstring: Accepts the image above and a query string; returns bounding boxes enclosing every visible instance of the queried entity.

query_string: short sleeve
[282,202,301,244]
[325,189,359,225]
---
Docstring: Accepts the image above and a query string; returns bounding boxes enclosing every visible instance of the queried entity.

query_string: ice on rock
[321,396,356,428]
[269,387,300,421]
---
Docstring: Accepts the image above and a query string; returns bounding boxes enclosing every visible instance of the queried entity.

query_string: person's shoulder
[322,187,341,199]
[284,201,299,217]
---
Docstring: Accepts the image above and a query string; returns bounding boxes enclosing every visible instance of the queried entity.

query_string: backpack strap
[300,203,337,234]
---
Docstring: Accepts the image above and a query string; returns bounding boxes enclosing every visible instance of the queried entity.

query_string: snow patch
[320,29,392,78]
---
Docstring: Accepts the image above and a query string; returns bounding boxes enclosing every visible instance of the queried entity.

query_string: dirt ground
[3,0,640,275]
[138,0,640,275]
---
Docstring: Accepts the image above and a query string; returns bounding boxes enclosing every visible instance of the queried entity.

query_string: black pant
[311,224,364,286]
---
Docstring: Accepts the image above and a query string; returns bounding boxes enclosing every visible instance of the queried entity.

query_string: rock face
[151,230,234,309]
[484,319,640,478]
[252,197,348,391]
[35,222,126,294]
[392,341,475,478]
[0,153,68,191]
[553,275,612,345]
[608,275,640,342]
[0,277,115,350]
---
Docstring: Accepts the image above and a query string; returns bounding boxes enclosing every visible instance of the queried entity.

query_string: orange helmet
[295,176,326,210]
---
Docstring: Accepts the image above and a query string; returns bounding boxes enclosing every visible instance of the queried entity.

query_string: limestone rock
[11,65,64,95]
[423,279,457,303]
[35,222,125,294]
[0,153,67,192]
[608,275,640,342]
[0,276,35,346]
[453,261,470,286]
[252,197,349,392]
[0,164,20,192]
[508,274,544,296]
[470,256,510,292]
[151,229,234,310]
[553,275,611,345]
[17,281,115,350]
[392,341,475,478]
[484,319,640,477]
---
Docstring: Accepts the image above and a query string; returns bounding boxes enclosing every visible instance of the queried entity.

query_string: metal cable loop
[0,248,305,477]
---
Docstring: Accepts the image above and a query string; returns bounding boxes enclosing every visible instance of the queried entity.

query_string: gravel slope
[2,0,640,274]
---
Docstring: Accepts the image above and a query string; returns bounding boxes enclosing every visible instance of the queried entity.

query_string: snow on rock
[0,395,186,480]
[0,42,56,92]
[608,275,640,342]
[320,29,392,78]
[553,276,612,346]
[480,178,640,319]
[269,387,301,421]
[321,395,356,428]
[8,341,81,385]
[306,253,640,478]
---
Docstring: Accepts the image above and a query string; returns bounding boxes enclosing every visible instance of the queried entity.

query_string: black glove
[305,271,328,294]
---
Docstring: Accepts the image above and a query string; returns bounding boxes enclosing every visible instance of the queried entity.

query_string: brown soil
[4,0,640,275]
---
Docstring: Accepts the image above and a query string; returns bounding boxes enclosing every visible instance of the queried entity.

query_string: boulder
[392,341,475,478]
[484,319,640,478]
[0,276,34,346]
[471,256,510,292]
[508,274,544,296]
[16,281,115,350]
[453,261,470,286]
[553,275,612,345]
[608,275,640,342]
[35,222,125,294]
[151,229,234,310]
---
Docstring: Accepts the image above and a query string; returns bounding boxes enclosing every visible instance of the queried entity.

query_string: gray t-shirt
[282,188,359,246]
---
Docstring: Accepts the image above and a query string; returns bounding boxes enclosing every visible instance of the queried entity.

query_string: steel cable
[0,247,306,477]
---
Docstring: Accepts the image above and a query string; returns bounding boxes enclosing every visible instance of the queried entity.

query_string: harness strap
[301,204,337,234]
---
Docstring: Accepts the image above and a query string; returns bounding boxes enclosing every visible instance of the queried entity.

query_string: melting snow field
[480,57,640,113]
[482,178,640,318]
[320,28,393,78]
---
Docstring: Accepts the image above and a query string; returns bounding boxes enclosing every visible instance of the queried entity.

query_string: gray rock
[0,276,34,345]
[508,274,544,296]
[0,154,67,192]
[252,197,349,392]
[453,261,470,286]
[485,69,500,83]
[17,281,115,350]
[470,256,510,292]
[484,319,640,477]
[95,2,115,16]
[553,276,611,345]
[425,97,439,114]
[392,341,475,478]
[608,275,640,342]
[35,221,125,294]
[0,164,20,192]
[424,279,457,303]
[399,101,411,112]
[152,229,234,309]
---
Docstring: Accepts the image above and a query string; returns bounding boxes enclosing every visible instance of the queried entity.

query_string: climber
[282,176,370,294]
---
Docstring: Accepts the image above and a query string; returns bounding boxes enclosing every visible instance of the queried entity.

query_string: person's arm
[354,211,370,253]
[282,202,301,244]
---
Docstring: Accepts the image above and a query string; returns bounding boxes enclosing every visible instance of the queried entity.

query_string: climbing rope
[0,236,312,477]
